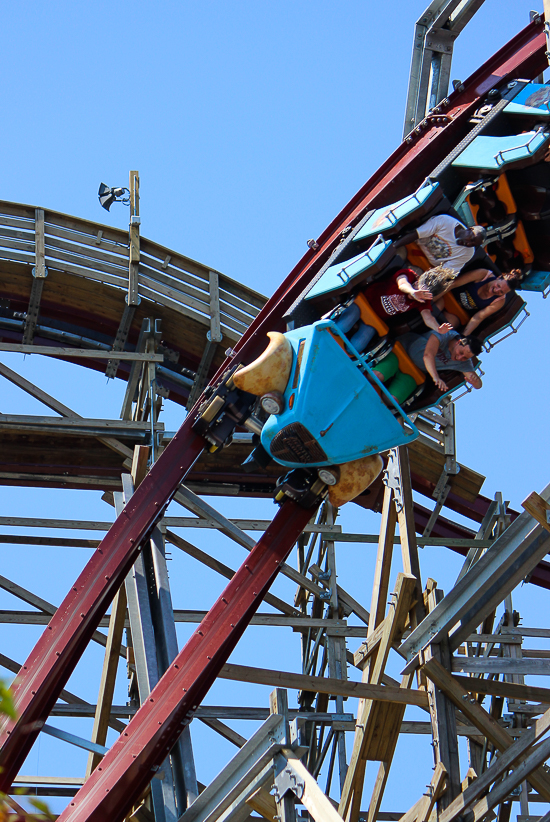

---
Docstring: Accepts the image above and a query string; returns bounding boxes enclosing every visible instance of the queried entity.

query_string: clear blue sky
[0,0,548,816]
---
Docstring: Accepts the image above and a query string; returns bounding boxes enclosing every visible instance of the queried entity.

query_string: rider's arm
[420,308,452,334]
[449,268,490,290]
[463,296,505,335]
[393,230,419,249]
[397,273,431,302]
[422,334,448,391]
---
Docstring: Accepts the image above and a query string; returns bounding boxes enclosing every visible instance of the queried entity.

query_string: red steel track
[0,15,546,819]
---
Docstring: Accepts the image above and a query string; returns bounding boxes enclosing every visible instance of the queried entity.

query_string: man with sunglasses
[400,328,483,393]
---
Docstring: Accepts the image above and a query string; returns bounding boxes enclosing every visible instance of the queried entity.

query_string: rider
[334,264,455,352]
[436,268,522,336]
[372,330,483,399]
[393,214,487,274]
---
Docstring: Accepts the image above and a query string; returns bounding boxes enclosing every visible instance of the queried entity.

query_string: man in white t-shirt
[394,214,486,274]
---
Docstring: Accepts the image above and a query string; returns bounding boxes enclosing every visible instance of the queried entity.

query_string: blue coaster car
[234,320,418,471]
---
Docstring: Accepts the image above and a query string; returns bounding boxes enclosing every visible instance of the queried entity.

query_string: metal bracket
[105,303,138,379]
[21,275,47,345]
[383,449,404,513]
[273,760,305,803]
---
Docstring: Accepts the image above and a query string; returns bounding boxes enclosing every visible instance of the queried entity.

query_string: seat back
[392,341,425,386]
[354,293,389,337]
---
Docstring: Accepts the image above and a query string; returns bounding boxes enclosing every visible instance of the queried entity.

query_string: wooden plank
[369,485,397,634]
[0,415,162,432]
[392,449,423,628]
[209,270,222,342]
[0,653,125,734]
[324,534,492,547]
[41,209,128,244]
[44,233,128,269]
[339,574,417,822]
[282,749,347,822]
[45,259,127,287]
[138,271,211,316]
[85,585,127,776]
[139,239,266,309]
[0,214,39,231]
[165,528,301,618]
[452,658,550,675]
[44,246,129,279]
[0,224,35,244]
[523,492,550,533]
[45,222,129,255]
[218,661,429,707]
[0,534,100,548]
[0,360,133,462]
[366,674,415,822]
[452,674,550,703]
[246,786,278,821]
[0,344,162,360]
[422,656,550,801]
[440,702,550,822]
[218,285,263,317]
[198,717,246,748]
[138,257,210,298]
[469,735,550,822]
[424,636,461,807]
[398,762,447,822]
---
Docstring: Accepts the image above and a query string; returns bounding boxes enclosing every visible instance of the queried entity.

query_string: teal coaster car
[234,319,418,471]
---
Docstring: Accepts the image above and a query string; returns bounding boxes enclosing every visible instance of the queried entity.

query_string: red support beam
[56,500,313,822]
[0,419,204,785]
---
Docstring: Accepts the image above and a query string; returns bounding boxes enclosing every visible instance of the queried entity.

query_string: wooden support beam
[165,528,300,618]
[0,573,125,655]
[421,655,550,801]
[366,673,415,822]
[424,638,461,808]
[0,359,133,461]
[422,587,461,808]
[398,761,447,822]
[469,734,550,822]
[0,652,125,734]
[369,485,397,634]
[198,717,247,748]
[452,674,550,703]
[0,343,162,360]
[339,573,417,822]
[440,702,550,822]
[279,748,345,822]
[85,585,127,776]
[246,786,278,821]
[186,270,223,410]
[22,208,48,345]
[218,660,428,707]
[395,447,425,627]
[128,170,140,306]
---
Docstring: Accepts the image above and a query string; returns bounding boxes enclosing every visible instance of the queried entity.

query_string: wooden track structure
[1,190,550,822]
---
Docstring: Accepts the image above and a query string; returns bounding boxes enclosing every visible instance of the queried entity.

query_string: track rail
[0,15,546,816]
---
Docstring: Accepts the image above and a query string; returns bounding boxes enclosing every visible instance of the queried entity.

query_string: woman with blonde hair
[335,264,455,352]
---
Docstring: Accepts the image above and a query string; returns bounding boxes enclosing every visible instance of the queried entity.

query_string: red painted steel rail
[56,500,312,822]
[0,15,546,816]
